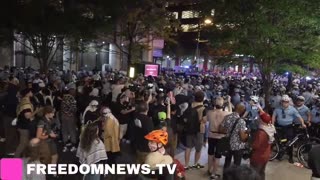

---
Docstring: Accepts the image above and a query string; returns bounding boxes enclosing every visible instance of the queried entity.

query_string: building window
[181,11,199,19]
[211,9,215,16]
[181,24,199,32]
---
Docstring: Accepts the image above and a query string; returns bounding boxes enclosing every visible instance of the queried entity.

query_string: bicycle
[269,126,320,168]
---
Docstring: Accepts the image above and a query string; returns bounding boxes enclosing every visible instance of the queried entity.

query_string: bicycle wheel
[297,137,320,169]
[269,141,280,161]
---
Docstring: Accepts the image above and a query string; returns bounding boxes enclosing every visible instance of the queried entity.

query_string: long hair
[80,122,99,152]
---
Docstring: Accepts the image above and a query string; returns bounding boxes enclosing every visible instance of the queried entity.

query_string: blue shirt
[294,105,310,124]
[311,108,320,123]
[273,106,302,126]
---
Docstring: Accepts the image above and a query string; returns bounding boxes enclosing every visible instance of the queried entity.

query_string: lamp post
[194,18,213,68]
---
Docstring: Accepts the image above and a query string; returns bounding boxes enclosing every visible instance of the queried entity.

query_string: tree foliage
[209,0,320,73]
[99,0,178,66]
[205,0,320,110]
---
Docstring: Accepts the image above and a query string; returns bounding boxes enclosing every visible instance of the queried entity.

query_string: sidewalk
[174,145,312,180]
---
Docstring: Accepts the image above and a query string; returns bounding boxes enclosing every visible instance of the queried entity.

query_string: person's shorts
[48,141,58,155]
[186,133,203,152]
[208,138,222,158]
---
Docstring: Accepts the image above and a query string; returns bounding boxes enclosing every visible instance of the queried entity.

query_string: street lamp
[204,18,213,25]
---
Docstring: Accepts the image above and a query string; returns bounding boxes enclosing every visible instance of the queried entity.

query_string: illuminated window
[211,9,215,16]
[181,24,199,32]
[181,11,199,19]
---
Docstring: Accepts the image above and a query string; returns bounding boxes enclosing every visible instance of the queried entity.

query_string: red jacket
[250,129,271,165]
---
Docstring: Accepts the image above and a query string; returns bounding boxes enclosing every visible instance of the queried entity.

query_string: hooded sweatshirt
[250,124,276,165]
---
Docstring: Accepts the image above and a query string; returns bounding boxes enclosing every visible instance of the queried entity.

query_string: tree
[99,0,178,69]
[12,0,105,73]
[206,0,320,111]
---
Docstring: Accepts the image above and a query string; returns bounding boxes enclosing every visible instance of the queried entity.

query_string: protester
[15,107,34,157]
[36,106,58,165]
[23,138,46,180]
[77,121,108,180]
[144,130,175,180]
[134,101,154,164]
[112,93,135,141]
[250,108,275,180]
[184,91,206,170]
[221,103,248,169]
[2,66,320,180]
[102,107,120,165]
[207,97,232,179]
[61,84,78,152]
[2,76,19,155]
[82,100,100,124]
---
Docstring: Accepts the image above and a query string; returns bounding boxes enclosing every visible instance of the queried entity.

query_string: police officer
[272,95,306,163]
[311,102,320,137]
[294,96,311,126]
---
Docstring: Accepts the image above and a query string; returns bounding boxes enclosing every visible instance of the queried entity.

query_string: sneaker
[62,147,68,152]
[192,163,204,169]
[0,138,6,142]
[70,146,77,152]
[210,174,221,180]
[184,166,192,170]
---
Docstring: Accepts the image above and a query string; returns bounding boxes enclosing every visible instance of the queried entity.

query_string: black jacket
[309,145,320,178]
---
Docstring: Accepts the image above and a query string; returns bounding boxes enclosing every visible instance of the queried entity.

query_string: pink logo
[0,158,23,180]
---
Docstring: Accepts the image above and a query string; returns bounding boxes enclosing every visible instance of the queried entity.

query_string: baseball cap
[296,96,305,101]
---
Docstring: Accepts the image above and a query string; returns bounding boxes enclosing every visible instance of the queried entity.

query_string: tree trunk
[287,72,293,92]
[260,71,272,113]
[39,59,48,74]
[126,39,133,74]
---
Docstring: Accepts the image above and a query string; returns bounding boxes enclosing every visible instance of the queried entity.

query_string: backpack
[182,105,204,134]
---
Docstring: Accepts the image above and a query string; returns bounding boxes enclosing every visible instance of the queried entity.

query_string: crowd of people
[0,66,320,180]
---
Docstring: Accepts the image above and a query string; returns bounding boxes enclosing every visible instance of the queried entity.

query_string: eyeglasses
[282,109,286,119]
